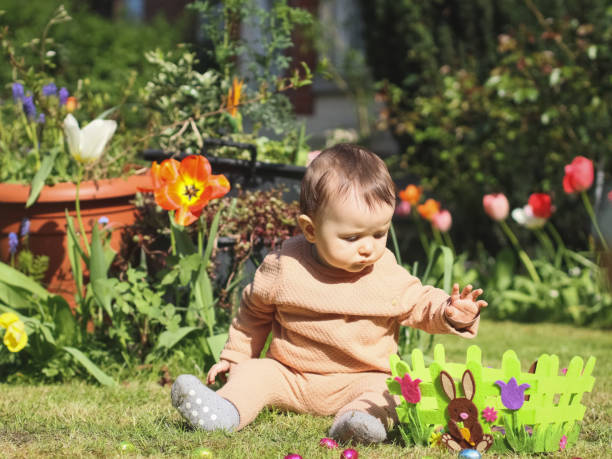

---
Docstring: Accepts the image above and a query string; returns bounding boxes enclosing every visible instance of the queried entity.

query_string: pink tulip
[563,156,593,193]
[306,150,321,166]
[394,201,411,216]
[483,193,509,221]
[432,209,452,232]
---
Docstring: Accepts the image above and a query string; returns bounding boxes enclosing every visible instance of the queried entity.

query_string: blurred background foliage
[359,0,612,253]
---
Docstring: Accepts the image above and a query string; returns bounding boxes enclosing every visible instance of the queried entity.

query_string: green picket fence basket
[388,344,596,453]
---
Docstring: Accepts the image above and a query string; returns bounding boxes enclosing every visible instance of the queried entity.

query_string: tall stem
[442,231,456,254]
[581,191,609,251]
[389,222,402,265]
[499,220,541,283]
[413,211,430,255]
[75,167,90,256]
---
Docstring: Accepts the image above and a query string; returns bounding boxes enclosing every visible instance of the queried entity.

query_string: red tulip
[528,193,553,219]
[483,193,509,221]
[432,209,452,232]
[563,156,593,193]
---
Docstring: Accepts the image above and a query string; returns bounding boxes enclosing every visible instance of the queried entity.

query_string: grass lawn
[0,319,609,458]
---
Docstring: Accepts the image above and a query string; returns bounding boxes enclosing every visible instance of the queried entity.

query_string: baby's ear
[298,214,316,243]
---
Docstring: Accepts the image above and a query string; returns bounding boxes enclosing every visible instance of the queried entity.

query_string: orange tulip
[398,184,422,205]
[417,198,441,221]
[66,96,77,113]
[142,155,230,226]
[226,77,243,117]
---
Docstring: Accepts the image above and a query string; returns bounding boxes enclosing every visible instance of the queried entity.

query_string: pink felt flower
[561,367,568,375]
[563,156,594,193]
[483,193,510,221]
[432,209,452,232]
[559,434,568,451]
[395,373,422,404]
[482,406,498,423]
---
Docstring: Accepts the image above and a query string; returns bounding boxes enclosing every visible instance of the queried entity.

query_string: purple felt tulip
[495,377,530,410]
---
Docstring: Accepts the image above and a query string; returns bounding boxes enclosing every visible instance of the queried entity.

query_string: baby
[171,143,487,443]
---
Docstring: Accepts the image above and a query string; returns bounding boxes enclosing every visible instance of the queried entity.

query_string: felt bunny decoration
[439,369,493,453]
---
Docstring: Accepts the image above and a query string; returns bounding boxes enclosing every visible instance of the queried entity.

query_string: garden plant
[0,1,610,458]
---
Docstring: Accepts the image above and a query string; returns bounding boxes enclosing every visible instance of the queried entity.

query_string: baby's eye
[374,232,387,239]
[342,235,359,242]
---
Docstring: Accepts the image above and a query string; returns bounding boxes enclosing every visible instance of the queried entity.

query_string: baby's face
[311,195,394,272]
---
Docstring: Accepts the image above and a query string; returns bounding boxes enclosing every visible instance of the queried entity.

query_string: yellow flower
[428,431,442,447]
[0,312,28,352]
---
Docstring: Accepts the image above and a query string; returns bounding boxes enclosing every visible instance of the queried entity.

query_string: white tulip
[511,205,547,230]
[63,114,117,163]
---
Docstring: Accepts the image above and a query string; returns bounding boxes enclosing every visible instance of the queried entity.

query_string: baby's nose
[460,412,469,420]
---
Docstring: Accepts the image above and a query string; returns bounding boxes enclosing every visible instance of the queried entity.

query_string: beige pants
[217,358,399,430]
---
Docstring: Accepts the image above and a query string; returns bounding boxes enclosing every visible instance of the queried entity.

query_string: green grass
[0,319,609,458]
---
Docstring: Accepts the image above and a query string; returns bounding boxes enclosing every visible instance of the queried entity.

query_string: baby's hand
[445,283,487,324]
[207,359,233,385]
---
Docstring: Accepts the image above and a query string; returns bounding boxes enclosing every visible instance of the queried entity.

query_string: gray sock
[171,374,240,432]
[329,410,387,444]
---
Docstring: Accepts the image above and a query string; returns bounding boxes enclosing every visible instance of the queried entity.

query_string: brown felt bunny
[439,369,493,453]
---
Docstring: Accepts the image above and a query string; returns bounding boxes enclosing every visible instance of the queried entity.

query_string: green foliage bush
[0,0,184,105]
[360,0,612,252]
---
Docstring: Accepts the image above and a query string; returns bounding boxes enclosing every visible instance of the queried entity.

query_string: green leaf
[0,261,50,299]
[170,220,196,255]
[26,149,59,208]
[50,295,78,346]
[0,281,33,310]
[194,266,214,331]
[89,223,109,283]
[206,333,228,362]
[202,207,223,267]
[91,278,116,319]
[494,248,516,290]
[63,346,117,386]
[154,326,199,351]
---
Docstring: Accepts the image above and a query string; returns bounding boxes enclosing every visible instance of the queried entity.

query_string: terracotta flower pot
[0,173,151,303]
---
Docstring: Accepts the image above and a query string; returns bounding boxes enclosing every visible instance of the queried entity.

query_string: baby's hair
[300,143,396,217]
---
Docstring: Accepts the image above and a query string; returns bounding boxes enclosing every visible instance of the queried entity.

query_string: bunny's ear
[462,370,476,400]
[439,371,456,401]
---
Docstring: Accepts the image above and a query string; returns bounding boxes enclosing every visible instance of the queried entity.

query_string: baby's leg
[217,358,306,430]
[328,373,399,444]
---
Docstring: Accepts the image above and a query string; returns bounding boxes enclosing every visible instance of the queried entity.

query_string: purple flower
[12,82,24,102]
[22,96,37,119]
[37,113,46,124]
[98,216,109,225]
[20,218,30,237]
[495,377,530,410]
[59,87,69,105]
[8,232,18,255]
[42,83,57,97]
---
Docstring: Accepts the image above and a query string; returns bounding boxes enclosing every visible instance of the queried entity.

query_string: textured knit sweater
[220,235,479,374]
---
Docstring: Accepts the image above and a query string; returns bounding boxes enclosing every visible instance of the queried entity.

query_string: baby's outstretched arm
[445,283,487,324]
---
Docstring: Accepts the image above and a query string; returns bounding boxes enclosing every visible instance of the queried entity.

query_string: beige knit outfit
[217,235,479,430]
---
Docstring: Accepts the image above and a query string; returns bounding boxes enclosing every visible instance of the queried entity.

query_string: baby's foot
[329,410,386,444]
[171,374,239,432]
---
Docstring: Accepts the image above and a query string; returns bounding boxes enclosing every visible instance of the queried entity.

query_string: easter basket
[387,344,596,454]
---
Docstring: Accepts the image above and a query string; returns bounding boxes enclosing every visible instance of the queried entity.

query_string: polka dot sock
[171,374,240,432]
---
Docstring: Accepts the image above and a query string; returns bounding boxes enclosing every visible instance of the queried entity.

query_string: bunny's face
[447,399,478,422]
